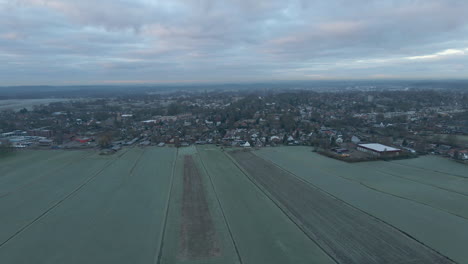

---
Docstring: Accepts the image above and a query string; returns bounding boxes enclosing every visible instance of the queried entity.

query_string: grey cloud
[1,0,468,85]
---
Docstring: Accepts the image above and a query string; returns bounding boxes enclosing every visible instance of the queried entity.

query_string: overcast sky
[1,0,467,85]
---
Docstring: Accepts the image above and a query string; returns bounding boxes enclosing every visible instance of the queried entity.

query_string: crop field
[0,146,466,263]
[198,146,333,264]
[256,147,468,263]
[159,148,239,264]
[0,147,175,264]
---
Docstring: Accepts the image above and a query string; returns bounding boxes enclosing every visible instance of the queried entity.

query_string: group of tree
[98,133,113,148]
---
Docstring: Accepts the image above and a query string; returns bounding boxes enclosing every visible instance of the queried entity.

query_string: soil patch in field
[179,155,220,260]
[231,150,453,264]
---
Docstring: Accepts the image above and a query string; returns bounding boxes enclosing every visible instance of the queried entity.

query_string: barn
[357,143,401,157]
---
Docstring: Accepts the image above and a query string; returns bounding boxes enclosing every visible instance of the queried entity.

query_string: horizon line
[2,78,468,88]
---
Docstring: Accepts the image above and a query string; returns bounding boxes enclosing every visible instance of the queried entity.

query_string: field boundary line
[357,181,468,221]
[197,147,244,264]
[155,148,178,264]
[390,160,467,179]
[367,164,468,197]
[224,150,339,264]
[264,149,468,218]
[0,150,66,177]
[251,150,458,264]
[327,162,468,220]
[0,148,131,249]
[0,151,91,199]
[115,147,146,189]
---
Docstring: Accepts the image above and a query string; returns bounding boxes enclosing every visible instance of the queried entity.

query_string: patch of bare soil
[231,151,453,264]
[179,155,220,260]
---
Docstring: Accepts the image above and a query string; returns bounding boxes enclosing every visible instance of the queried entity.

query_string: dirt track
[230,151,454,264]
[179,155,220,260]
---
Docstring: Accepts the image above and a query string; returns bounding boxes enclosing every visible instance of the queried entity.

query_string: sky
[0,0,468,85]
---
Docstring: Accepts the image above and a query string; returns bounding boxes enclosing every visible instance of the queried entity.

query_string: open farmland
[0,147,175,264]
[230,150,453,264]
[159,148,239,264]
[256,146,468,264]
[0,146,466,263]
[197,146,334,264]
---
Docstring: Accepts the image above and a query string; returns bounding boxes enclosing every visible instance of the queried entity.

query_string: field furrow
[180,155,220,259]
[231,150,453,264]
[256,146,468,264]
[0,146,466,264]
[159,147,239,264]
[198,146,335,264]
[0,147,175,264]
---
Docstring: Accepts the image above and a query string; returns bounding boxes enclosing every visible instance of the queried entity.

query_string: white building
[357,143,401,157]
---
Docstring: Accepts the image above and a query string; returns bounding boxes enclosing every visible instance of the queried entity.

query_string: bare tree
[98,133,113,148]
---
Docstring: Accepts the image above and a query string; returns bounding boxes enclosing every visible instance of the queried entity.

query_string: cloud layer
[1,0,468,85]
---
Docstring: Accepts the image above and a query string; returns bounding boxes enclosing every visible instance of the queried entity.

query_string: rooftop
[358,143,401,152]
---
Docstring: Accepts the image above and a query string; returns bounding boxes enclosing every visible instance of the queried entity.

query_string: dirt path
[231,150,454,264]
[179,155,220,260]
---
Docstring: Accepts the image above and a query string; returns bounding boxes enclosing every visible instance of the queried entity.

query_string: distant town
[1,83,467,162]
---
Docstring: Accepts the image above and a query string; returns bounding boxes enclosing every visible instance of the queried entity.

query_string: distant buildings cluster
[0,88,467,161]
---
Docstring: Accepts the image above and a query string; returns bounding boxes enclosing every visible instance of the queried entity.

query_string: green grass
[0,146,465,263]
[256,146,468,264]
[0,147,176,264]
[160,148,239,264]
[198,146,334,264]
[392,155,468,178]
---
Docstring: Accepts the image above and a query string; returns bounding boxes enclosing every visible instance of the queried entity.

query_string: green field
[198,146,334,264]
[0,146,466,263]
[0,148,175,264]
[256,147,468,263]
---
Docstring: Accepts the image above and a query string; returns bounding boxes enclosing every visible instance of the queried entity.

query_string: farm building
[357,143,401,157]
[460,150,468,160]
[28,129,53,138]
[449,149,468,160]
[39,139,53,146]
[75,138,91,144]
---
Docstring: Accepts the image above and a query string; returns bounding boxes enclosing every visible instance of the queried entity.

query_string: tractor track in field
[332,163,468,221]
[178,155,220,259]
[357,181,468,221]
[198,150,244,264]
[155,148,178,264]
[115,148,146,189]
[0,150,71,177]
[0,148,130,249]
[369,166,468,198]
[229,150,455,264]
[265,150,468,222]
[223,150,339,264]
[0,151,91,199]
[389,160,467,179]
